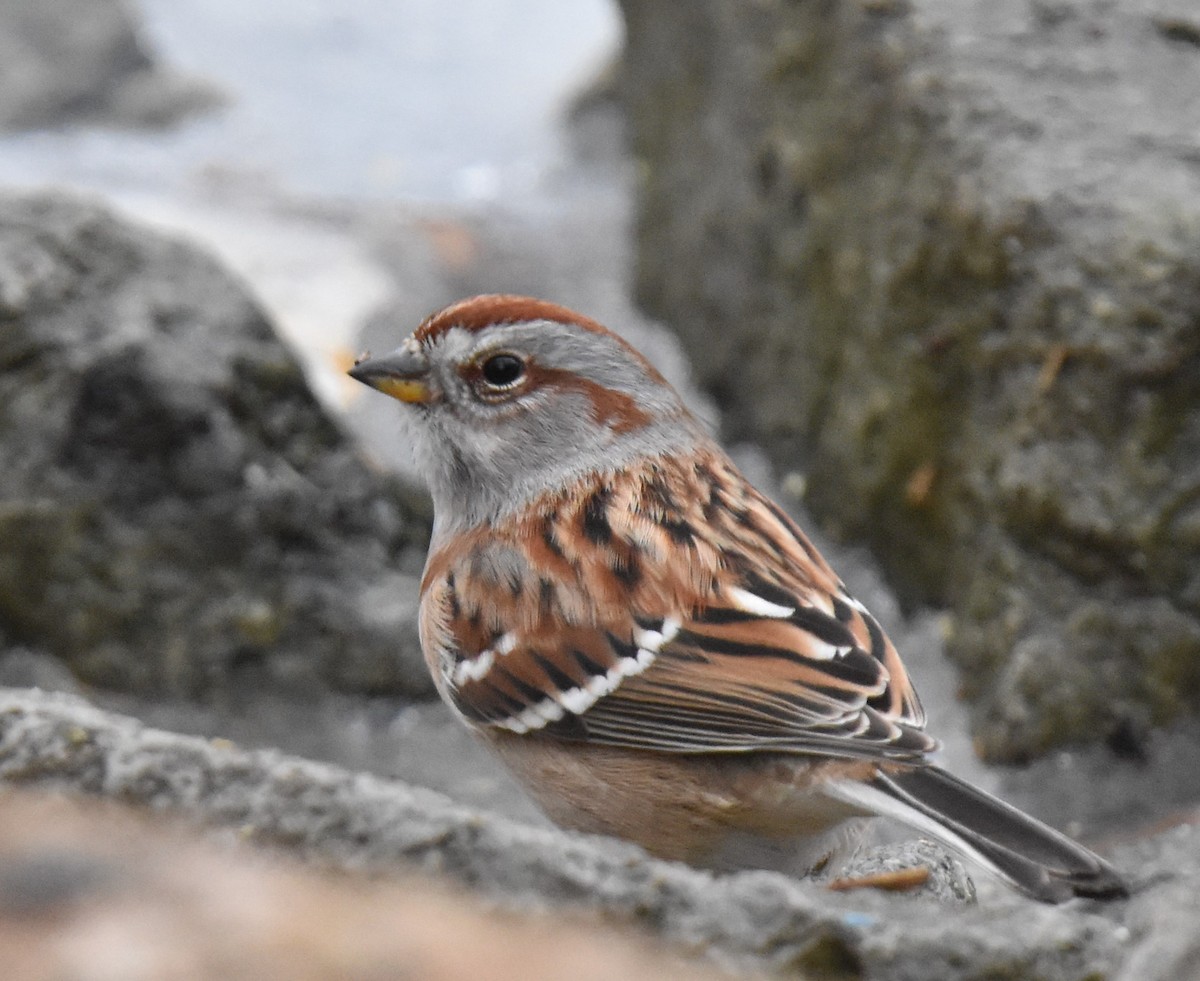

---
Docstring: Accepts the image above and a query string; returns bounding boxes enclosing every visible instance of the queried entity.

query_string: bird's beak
[348,343,435,404]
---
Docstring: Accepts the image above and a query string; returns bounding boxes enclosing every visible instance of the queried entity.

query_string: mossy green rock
[0,192,433,699]
[617,0,1200,760]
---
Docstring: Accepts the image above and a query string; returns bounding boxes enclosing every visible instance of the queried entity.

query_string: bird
[348,293,1128,903]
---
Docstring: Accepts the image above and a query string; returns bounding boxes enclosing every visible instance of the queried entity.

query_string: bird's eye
[479,353,525,389]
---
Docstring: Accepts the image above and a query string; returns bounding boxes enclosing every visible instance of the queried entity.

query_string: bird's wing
[421,451,934,762]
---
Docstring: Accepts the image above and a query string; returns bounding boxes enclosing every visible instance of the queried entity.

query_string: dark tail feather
[849,766,1128,903]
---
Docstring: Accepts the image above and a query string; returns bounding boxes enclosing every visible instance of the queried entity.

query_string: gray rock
[0,191,433,699]
[1116,820,1200,981]
[615,0,1200,761]
[0,647,83,696]
[0,0,222,131]
[0,686,1147,980]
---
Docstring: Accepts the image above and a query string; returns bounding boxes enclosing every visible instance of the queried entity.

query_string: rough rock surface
[0,192,433,699]
[616,0,1200,761]
[0,791,726,981]
[0,0,221,131]
[0,687,1157,980]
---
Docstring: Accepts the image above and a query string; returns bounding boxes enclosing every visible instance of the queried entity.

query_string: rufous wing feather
[420,450,934,761]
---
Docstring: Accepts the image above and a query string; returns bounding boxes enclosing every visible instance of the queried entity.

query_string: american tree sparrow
[350,295,1127,903]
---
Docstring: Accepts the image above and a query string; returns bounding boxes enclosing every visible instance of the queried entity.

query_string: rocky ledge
[5,686,1190,981]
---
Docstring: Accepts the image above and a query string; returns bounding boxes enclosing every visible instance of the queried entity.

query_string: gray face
[404,318,708,541]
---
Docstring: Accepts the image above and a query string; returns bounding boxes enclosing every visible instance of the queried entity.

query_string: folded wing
[421,450,934,763]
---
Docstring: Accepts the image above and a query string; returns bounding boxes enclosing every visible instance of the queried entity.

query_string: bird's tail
[827,764,1128,903]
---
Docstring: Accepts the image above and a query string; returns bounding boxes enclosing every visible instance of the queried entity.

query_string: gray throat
[423,410,711,547]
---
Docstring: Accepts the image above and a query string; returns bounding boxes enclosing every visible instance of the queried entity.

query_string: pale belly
[486,733,879,875]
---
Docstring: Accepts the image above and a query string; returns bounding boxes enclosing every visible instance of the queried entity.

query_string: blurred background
[0,0,626,403]
[3,0,1200,896]
[0,0,708,831]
